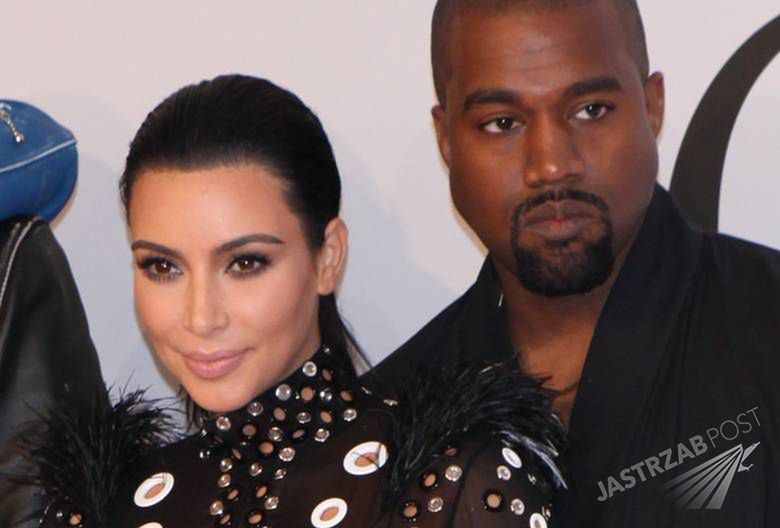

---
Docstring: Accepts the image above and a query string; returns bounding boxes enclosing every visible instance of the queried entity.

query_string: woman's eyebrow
[130,240,182,259]
[214,233,285,255]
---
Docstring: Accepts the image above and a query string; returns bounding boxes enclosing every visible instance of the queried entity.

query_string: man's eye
[480,117,522,133]
[227,254,270,276]
[573,103,612,121]
[139,257,182,282]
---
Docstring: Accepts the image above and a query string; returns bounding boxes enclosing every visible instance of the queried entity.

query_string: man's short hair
[431,0,650,106]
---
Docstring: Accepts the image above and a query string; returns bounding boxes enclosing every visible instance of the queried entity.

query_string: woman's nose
[183,275,229,337]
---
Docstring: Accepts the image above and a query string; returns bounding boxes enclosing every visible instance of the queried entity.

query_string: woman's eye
[139,257,181,282]
[573,103,612,121]
[480,117,522,134]
[227,255,270,277]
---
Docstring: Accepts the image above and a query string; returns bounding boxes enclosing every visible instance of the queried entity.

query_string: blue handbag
[0,100,78,221]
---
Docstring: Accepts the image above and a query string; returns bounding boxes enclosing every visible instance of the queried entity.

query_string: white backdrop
[4,1,779,399]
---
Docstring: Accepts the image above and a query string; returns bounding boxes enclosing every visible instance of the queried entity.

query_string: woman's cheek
[134,278,181,355]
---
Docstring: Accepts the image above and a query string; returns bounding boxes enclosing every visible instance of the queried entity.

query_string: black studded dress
[34,346,565,528]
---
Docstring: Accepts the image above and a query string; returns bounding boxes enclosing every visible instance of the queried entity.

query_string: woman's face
[129,163,345,413]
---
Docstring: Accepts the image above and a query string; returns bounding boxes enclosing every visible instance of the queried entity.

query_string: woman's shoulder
[24,390,178,528]
[383,435,555,527]
[375,359,566,527]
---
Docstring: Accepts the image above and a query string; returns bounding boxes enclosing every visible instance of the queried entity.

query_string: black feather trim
[383,360,566,508]
[20,388,178,527]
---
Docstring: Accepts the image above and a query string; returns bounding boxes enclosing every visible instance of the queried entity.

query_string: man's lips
[521,200,601,240]
[181,349,248,380]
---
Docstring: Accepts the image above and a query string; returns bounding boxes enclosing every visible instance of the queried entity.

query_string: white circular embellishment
[530,513,548,528]
[497,465,512,480]
[342,441,389,476]
[138,523,163,528]
[134,472,175,508]
[510,498,525,516]
[502,447,523,469]
[311,497,348,528]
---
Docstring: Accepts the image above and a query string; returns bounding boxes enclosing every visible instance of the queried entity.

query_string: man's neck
[496,260,615,379]
[494,245,632,429]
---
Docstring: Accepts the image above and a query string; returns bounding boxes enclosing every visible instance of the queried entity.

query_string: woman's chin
[189,389,254,414]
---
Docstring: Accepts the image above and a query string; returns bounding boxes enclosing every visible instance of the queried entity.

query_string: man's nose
[183,274,229,337]
[520,117,585,188]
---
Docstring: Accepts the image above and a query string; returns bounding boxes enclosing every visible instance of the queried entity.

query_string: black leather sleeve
[0,217,107,527]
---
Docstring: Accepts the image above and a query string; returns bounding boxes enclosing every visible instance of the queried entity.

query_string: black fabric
[0,217,107,527]
[373,185,780,527]
[37,348,561,528]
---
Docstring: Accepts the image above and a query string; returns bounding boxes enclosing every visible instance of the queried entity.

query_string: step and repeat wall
[4,1,779,397]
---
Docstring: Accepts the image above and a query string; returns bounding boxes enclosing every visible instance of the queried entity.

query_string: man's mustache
[516,189,610,218]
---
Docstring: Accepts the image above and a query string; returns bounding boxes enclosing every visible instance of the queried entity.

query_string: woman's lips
[182,349,248,380]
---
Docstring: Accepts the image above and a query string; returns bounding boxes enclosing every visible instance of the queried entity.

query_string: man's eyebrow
[564,76,623,98]
[214,233,285,255]
[463,89,520,112]
[130,240,183,259]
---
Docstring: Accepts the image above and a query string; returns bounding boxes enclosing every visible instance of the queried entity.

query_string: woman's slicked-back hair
[121,74,340,249]
[121,74,363,384]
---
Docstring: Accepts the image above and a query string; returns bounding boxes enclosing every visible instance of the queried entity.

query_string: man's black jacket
[374,185,780,527]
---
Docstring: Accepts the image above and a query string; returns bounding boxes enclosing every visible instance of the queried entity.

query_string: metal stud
[297,412,311,424]
[383,398,399,407]
[216,416,232,431]
[247,401,264,417]
[445,464,463,482]
[199,448,212,460]
[249,462,263,477]
[279,447,296,462]
[274,468,287,480]
[210,500,225,516]
[510,498,525,516]
[302,361,318,377]
[264,496,279,510]
[528,473,538,485]
[322,345,332,354]
[342,408,357,422]
[497,465,512,481]
[319,389,334,403]
[218,473,231,488]
[428,497,444,513]
[314,428,330,442]
[542,505,552,519]
[219,458,233,472]
[268,427,283,442]
[275,384,292,401]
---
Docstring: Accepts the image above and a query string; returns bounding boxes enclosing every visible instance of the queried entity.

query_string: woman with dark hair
[31,75,565,528]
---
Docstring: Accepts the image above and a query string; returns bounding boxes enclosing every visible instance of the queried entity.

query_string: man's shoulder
[705,231,780,282]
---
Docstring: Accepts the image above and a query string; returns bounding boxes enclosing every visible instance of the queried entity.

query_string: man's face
[433,1,664,296]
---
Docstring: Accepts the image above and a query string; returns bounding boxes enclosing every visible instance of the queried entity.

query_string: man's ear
[316,217,348,295]
[644,72,665,138]
[432,105,452,168]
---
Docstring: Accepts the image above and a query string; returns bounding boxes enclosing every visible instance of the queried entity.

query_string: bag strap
[0,103,26,144]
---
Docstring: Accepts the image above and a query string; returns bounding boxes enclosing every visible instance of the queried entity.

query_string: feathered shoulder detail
[22,389,177,527]
[383,360,566,507]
